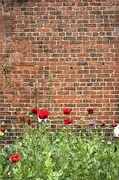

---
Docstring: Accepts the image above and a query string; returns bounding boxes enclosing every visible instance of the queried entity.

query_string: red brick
[0,0,119,143]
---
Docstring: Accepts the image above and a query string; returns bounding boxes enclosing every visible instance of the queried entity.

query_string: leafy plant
[1,68,118,179]
[1,64,11,75]
[1,64,11,85]
[0,117,119,180]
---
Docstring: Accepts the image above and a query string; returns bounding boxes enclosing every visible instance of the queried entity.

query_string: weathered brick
[0,0,119,143]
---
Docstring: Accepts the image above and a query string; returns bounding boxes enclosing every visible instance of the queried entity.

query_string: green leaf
[3,165,10,175]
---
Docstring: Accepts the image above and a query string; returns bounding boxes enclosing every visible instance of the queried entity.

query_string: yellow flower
[0,131,4,136]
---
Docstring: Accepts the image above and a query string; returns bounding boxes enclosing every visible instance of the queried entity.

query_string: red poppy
[37,109,49,120]
[27,119,31,125]
[1,127,5,132]
[30,108,37,114]
[10,153,20,163]
[63,108,72,115]
[53,155,56,159]
[64,118,73,124]
[4,147,8,151]
[77,124,82,128]
[101,122,106,126]
[110,123,117,128]
[19,116,25,121]
[88,108,94,114]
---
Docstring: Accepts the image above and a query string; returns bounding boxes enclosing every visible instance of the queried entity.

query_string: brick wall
[0,0,119,142]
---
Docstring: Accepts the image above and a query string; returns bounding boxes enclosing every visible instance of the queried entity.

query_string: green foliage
[1,64,11,85]
[0,124,119,180]
[1,64,11,75]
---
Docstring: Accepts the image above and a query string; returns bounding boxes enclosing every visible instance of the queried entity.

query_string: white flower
[38,117,48,123]
[1,122,5,126]
[114,124,119,137]
[107,141,112,145]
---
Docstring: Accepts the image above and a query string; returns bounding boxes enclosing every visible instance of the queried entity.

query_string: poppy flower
[101,122,106,126]
[63,108,72,115]
[30,108,37,114]
[4,147,8,151]
[53,155,56,159]
[64,118,73,124]
[37,109,49,122]
[110,123,117,128]
[1,127,5,132]
[10,153,20,163]
[27,119,31,125]
[77,124,82,128]
[90,120,96,126]
[88,108,94,114]
[19,116,25,121]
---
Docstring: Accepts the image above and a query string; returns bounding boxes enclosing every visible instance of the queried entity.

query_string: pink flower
[63,108,72,115]
[90,120,96,126]
[64,118,73,124]
[88,108,94,114]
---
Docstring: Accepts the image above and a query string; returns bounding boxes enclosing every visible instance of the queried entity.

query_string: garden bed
[0,122,119,180]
